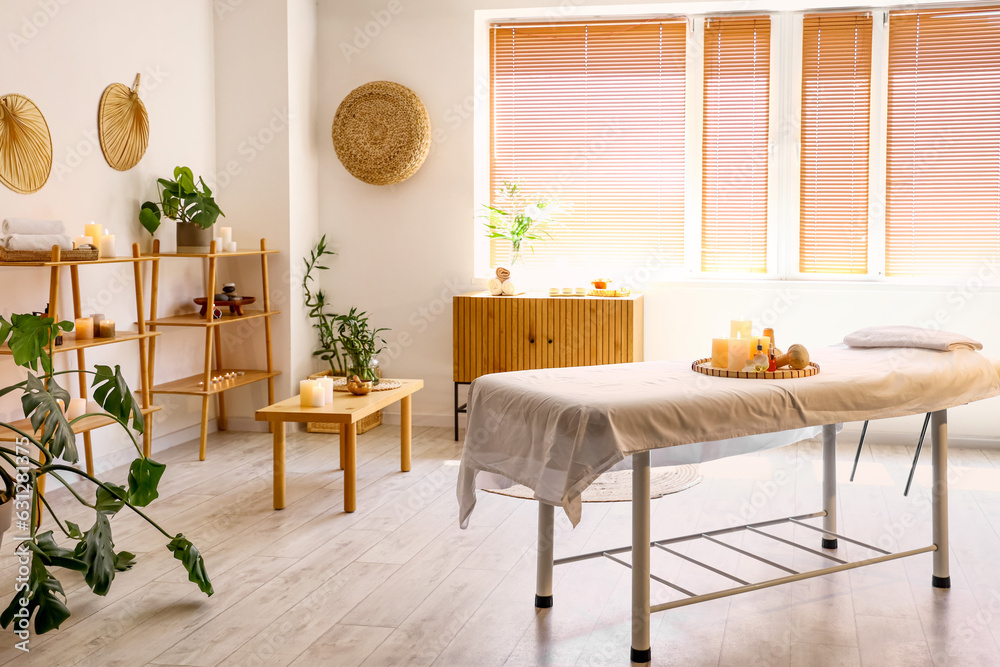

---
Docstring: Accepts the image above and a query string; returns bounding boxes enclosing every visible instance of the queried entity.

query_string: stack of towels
[1,218,73,251]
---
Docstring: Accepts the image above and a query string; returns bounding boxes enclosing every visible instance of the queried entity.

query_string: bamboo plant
[302,236,348,375]
[0,314,213,635]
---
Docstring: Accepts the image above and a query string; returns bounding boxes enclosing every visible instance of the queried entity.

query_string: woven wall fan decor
[331,81,431,185]
[98,73,149,171]
[0,93,52,194]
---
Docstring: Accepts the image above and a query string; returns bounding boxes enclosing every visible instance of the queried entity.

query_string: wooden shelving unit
[0,244,159,474]
[147,238,279,460]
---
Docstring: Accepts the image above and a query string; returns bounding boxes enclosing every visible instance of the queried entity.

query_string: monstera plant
[0,313,212,636]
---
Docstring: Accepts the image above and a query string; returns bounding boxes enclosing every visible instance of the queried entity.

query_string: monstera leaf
[74,513,118,596]
[92,365,144,433]
[167,536,214,596]
[0,315,73,375]
[20,374,76,462]
[27,532,86,572]
[127,458,166,507]
[0,556,71,635]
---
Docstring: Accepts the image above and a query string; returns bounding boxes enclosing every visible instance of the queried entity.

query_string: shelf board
[0,403,161,442]
[151,369,280,396]
[152,249,279,259]
[0,330,160,356]
[0,255,157,267]
[147,310,280,328]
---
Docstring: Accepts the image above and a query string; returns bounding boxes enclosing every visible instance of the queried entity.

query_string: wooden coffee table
[255,378,423,512]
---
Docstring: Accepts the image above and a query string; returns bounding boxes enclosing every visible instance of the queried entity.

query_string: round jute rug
[484,465,702,503]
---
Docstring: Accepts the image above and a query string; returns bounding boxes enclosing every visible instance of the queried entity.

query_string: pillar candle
[84,223,103,255]
[730,319,752,340]
[99,233,116,259]
[73,235,93,249]
[213,237,224,253]
[300,380,319,407]
[727,337,752,371]
[75,317,94,339]
[219,227,232,246]
[98,319,115,338]
[711,338,729,368]
[318,376,334,404]
[224,241,237,253]
[66,398,87,420]
[310,385,326,407]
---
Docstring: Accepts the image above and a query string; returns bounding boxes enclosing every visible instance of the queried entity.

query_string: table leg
[632,451,651,664]
[273,422,286,510]
[931,409,950,588]
[822,424,838,549]
[401,394,412,472]
[345,422,357,513]
[339,426,346,471]
[535,502,554,608]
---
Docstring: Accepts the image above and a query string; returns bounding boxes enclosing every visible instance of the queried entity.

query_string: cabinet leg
[454,382,459,442]
[199,395,210,461]
[344,423,357,512]
[83,432,95,477]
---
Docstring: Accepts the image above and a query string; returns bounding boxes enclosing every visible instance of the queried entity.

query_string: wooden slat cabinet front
[453,292,644,383]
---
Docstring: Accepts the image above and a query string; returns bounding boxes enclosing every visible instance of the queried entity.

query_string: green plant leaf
[27,532,87,571]
[75,513,117,596]
[95,483,128,516]
[127,457,166,507]
[0,555,71,635]
[114,550,137,572]
[139,203,161,235]
[167,535,213,596]
[65,521,84,540]
[91,365,144,433]
[174,166,195,192]
[3,314,71,374]
[21,374,76,462]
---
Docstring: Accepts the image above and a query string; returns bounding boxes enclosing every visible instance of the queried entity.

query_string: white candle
[75,317,94,339]
[67,398,87,420]
[300,380,319,407]
[99,233,116,259]
[730,319,752,340]
[85,223,103,256]
[219,227,232,247]
[98,319,115,338]
[213,237,224,253]
[310,385,325,408]
[73,235,93,249]
[224,241,237,253]
[318,377,334,404]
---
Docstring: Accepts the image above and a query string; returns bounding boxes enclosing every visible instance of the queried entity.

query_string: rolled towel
[486,277,503,296]
[2,218,65,235]
[496,266,511,281]
[3,233,75,252]
[501,280,516,296]
[844,325,982,352]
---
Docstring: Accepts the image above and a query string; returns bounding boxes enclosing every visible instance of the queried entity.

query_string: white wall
[0,0,217,472]
[315,0,1000,445]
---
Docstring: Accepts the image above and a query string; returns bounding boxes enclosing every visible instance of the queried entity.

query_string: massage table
[457,345,1000,664]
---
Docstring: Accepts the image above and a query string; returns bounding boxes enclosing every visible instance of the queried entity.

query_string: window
[702,16,771,274]
[885,7,1000,277]
[489,19,688,269]
[799,13,873,274]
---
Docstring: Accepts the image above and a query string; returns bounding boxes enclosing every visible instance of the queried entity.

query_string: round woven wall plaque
[331,81,430,186]
[0,93,52,194]
[98,74,149,171]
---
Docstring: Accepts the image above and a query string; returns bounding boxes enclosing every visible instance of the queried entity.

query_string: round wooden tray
[692,358,820,379]
[194,296,256,316]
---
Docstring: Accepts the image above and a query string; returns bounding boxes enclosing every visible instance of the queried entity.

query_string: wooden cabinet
[452,291,643,438]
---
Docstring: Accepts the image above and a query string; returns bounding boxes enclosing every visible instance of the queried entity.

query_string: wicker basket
[305,370,383,434]
[0,246,98,263]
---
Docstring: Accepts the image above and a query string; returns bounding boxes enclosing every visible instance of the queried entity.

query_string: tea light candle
[66,398,87,420]
[730,319,752,340]
[99,233,116,259]
[219,227,232,247]
[711,338,729,368]
[727,337,752,371]
[73,235,93,249]
[224,241,237,253]
[98,319,115,338]
[310,385,325,407]
[213,237,224,253]
[85,223,103,255]
[75,317,94,339]
[318,376,334,404]
[300,380,319,407]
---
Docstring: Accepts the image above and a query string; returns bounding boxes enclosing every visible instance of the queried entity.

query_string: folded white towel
[501,280,516,296]
[844,325,983,352]
[3,233,75,252]
[486,277,503,296]
[1,218,65,235]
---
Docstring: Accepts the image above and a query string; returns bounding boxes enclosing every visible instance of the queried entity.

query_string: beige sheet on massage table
[458,345,1000,528]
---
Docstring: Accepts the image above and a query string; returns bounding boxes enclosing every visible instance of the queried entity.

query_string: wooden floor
[2,425,1000,666]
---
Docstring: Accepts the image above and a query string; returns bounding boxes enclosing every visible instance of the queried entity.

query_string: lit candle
[73,235,93,249]
[75,317,94,339]
[224,241,237,253]
[728,336,751,371]
[711,338,729,368]
[730,319,752,340]
[219,227,232,247]
[213,237,224,253]
[66,398,87,420]
[318,376,334,404]
[300,380,319,407]
[310,385,325,407]
[89,313,104,337]
[85,223,103,255]
[99,233,116,259]
[98,319,115,338]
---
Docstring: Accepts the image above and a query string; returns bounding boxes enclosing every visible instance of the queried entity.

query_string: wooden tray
[194,296,256,316]
[692,358,820,379]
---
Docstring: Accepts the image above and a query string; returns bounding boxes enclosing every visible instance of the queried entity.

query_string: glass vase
[348,357,380,385]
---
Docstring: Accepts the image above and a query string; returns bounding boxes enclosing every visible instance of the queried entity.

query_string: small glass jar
[348,357,381,385]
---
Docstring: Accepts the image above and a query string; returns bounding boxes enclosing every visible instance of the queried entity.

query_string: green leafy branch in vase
[0,314,213,636]
[336,308,389,384]
[303,235,348,375]
[481,179,563,265]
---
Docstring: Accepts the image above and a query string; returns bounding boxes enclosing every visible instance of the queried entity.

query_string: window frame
[473,0,995,286]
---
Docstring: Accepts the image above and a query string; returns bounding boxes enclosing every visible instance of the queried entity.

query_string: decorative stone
[223,283,237,294]
[214,293,229,301]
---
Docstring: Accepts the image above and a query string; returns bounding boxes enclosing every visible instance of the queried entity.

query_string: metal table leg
[632,451,651,664]
[931,410,950,588]
[536,502,554,608]
[822,424,838,549]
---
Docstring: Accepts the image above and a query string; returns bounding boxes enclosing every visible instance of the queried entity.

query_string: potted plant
[336,308,389,387]
[481,179,562,265]
[139,166,225,253]
[0,313,213,636]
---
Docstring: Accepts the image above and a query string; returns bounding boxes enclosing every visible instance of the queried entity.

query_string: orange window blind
[800,13,873,274]
[489,19,687,269]
[702,16,771,273]
[886,7,1000,277]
